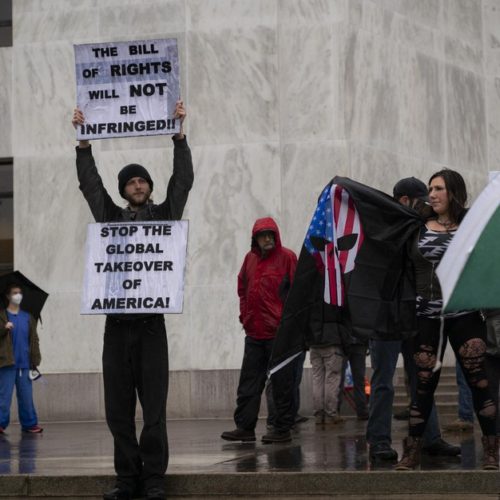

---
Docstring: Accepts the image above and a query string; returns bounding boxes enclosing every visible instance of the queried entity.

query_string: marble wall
[1,0,498,382]
[0,47,11,158]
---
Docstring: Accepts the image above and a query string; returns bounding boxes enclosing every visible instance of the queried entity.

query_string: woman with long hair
[396,169,498,470]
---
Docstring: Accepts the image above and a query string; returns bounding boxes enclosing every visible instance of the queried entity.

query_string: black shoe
[103,487,132,500]
[295,414,309,424]
[262,430,292,443]
[369,442,398,461]
[146,487,166,500]
[422,438,461,456]
[221,428,256,442]
[393,408,410,420]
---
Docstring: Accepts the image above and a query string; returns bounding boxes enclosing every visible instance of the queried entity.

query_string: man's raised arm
[156,100,194,220]
[72,108,120,222]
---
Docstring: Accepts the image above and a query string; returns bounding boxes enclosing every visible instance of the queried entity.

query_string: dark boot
[146,487,166,500]
[369,442,398,461]
[261,429,292,443]
[422,438,461,456]
[221,428,256,442]
[102,487,132,500]
[482,435,499,470]
[395,436,423,470]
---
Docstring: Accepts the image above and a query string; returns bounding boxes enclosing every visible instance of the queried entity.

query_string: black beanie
[118,164,154,198]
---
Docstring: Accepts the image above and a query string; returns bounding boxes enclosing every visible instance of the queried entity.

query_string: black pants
[266,350,306,426]
[234,337,274,430]
[103,315,169,492]
[410,313,497,437]
[485,355,500,433]
[270,354,298,433]
[292,351,306,418]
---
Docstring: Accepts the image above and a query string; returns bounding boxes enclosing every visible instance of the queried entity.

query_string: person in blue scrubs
[0,284,42,434]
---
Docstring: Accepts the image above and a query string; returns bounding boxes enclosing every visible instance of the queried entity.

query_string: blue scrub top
[7,309,31,369]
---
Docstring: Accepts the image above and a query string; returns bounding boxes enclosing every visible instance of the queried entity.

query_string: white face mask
[10,293,23,306]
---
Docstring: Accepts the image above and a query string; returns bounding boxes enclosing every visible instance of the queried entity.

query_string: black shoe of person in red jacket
[221,428,256,442]
[261,429,292,443]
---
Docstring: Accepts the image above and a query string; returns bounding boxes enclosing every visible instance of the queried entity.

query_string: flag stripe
[337,188,353,272]
[343,196,361,273]
[323,247,331,304]
[305,182,364,307]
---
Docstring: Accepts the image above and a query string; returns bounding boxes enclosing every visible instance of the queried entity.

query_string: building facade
[0,0,499,420]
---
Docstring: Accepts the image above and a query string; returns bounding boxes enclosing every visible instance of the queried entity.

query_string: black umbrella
[0,271,49,320]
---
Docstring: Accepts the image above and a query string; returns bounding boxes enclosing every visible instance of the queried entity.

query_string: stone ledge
[9,366,459,422]
[0,476,27,497]
[0,471,498,497]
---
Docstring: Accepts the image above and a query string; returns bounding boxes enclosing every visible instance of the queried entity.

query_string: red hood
[251,217,282,251]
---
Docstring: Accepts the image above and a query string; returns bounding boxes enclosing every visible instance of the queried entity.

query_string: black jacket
[76,136,193,223]
[270,177,423,375]
[307,275,358,349]
[76,136,193,320]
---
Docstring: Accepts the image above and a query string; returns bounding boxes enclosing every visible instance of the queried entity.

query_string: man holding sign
[72,101,192,500]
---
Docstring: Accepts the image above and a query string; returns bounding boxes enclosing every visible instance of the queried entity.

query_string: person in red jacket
[221,218,297,443]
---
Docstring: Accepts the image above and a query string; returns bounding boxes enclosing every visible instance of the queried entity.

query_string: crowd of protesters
[222,171,498,473]
[0,109,498,500]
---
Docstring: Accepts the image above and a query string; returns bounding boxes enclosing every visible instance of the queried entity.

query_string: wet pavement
[0,417,492,474]
[0,418,498,497]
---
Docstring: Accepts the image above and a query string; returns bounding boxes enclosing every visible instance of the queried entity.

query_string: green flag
[437,174,500,311]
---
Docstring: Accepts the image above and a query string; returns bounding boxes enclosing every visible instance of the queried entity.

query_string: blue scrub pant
[0,366,38,430]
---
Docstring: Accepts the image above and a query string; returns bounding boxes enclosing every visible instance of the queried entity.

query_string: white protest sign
[81,221,188,315]
[74,39,180,140]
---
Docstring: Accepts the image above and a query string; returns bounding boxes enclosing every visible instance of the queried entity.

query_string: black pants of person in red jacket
[234,336,275,430]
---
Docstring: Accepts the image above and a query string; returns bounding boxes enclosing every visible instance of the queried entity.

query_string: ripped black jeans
[409,312,497,437]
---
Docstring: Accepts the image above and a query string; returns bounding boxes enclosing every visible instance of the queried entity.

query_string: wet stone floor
[0,417,492,476]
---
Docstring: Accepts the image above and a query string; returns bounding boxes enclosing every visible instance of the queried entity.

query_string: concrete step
[8,497,498,500]
[392,402,459,415]
[393,381,458,391]
[1,421,493,498]
[341,388,460,417]
[393,392,459,405]
[393,378,457,389]
[0,471,498,498]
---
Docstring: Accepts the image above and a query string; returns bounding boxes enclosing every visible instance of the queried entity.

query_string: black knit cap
[393,177,429,202]
[118,164,154,198]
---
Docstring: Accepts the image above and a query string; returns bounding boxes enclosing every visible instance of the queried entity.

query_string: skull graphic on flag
[305,183,364,306]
